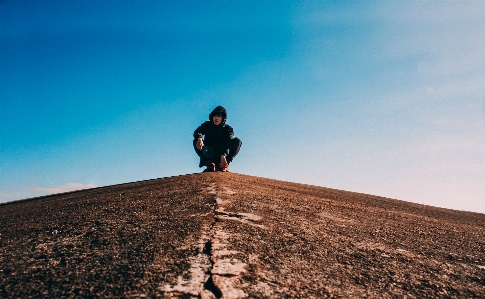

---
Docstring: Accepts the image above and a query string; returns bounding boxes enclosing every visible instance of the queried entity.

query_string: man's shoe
[203,161,216,172]
[217,165,229,172]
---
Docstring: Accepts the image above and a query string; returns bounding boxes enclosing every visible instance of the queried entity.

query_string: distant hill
[1,172,484,298]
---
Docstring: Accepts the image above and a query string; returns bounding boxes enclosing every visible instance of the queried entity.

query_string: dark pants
[193,137,242,167]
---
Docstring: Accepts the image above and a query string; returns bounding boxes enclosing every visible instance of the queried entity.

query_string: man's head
[209,106,227,126]
[212,113,223,125]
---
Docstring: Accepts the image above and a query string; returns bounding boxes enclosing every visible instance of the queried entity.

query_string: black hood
[209,106,227,125]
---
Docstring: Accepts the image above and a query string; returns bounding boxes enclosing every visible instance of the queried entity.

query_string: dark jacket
[193,106,234,156]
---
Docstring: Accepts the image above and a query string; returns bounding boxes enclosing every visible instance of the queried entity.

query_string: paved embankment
[1,173,484,298]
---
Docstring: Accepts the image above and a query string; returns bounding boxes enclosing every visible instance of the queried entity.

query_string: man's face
[212,114,223,125]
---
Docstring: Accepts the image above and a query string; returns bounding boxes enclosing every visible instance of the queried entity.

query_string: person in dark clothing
[193,106,242,172]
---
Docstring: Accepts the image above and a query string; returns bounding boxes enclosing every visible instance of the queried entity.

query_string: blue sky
[1,1,484,213]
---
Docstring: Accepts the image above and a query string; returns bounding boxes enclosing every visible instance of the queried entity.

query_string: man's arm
[220,154,228,168]
[193,123,206,151]
[219,126,234,169]
[193,122,205,139]
[196,138,204,151]
[222,125,235,156]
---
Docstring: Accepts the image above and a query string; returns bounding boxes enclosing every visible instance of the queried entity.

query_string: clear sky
[1,1,484,213]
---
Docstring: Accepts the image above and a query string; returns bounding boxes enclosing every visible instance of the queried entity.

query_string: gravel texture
[1,172,484,298]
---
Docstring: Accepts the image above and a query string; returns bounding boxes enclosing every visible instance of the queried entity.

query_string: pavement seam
[201,224,223,299]
[201,183,248,299]
[161,183,217,298]
[200,183,223,299]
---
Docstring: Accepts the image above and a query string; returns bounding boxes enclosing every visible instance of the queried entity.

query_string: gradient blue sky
[1,1,484,213]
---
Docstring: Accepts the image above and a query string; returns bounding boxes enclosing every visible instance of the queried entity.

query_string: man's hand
[220,155,228,169]
[196,138,204,151]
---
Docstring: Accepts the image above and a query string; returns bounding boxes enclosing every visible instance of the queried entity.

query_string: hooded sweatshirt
[193,106,234,156]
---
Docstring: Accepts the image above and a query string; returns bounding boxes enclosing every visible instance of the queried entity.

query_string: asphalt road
[1,172,484,298]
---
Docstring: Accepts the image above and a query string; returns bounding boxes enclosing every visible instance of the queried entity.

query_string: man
[193,106,242,172]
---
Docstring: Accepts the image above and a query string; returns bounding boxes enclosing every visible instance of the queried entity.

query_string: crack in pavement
[200,220,222,299]
[160,232,212,298]
[162,182,261,299]
[160,186,216,298]
[200,183,249,299]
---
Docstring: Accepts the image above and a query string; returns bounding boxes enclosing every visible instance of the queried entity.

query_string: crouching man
[193,106,242,172]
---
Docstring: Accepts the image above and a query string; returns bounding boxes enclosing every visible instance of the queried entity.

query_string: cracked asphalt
[1,173,484,298]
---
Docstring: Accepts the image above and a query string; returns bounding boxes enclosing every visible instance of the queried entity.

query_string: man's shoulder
[224,124,234,132]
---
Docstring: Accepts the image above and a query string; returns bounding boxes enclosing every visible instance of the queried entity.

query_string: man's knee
[232,137,242,149]
[227,137,242,163]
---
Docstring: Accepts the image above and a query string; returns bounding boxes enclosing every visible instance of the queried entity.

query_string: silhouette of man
[193,106,242,172]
